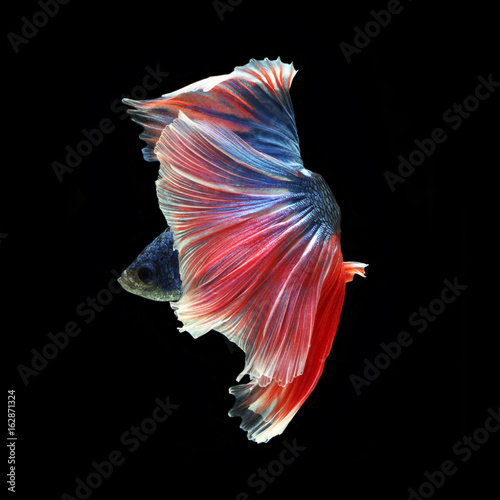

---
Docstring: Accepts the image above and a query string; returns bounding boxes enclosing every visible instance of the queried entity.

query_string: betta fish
[120,58,367,443]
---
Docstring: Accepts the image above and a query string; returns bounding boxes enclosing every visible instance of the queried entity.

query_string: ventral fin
[344,262,368,283]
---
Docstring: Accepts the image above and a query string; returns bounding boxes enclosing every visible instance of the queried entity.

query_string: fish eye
[137,265,157,284]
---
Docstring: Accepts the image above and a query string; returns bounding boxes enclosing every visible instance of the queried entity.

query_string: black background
[1,1,499,499]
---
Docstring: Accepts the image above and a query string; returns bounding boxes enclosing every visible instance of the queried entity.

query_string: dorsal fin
[123,58,299,163]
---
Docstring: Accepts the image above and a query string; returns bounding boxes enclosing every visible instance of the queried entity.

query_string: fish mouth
[117,270,141,295]
[118,270,181,302]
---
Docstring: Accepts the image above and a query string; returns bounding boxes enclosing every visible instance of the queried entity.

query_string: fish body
[120,58,367,443]
[119,229,181,302]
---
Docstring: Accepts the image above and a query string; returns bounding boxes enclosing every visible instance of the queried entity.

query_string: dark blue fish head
[118,229,182,302]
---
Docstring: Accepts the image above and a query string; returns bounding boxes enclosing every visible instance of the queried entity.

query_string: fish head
[118,229,182,302]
